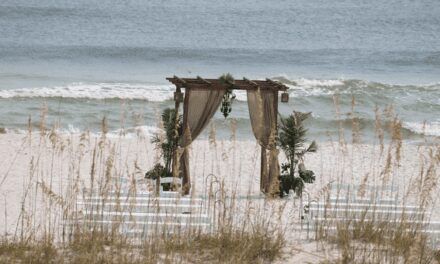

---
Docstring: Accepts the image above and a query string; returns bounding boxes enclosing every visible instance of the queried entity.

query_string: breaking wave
[1,77,438,139]
[0,83,175,101]
[403,121,440,137]
[1,78,439,103]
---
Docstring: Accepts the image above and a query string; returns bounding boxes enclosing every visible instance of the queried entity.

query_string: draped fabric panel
[247,89,280,194]
[247,90,277,147]
[180,89,226,147]
[173,88,226,194]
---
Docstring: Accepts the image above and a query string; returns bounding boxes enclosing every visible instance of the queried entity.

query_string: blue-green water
[0,0,439,140]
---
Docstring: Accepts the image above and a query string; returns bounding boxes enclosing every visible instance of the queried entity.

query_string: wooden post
[173,86,181,140]
[261,146,267,193]
[271,90,279,194]
[155,174,161,196]
[181,88,191,195]
[170,85,182,195]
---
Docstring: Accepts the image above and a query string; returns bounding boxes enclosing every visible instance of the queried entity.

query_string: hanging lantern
[174,91,184,102]
[281,91,289,103]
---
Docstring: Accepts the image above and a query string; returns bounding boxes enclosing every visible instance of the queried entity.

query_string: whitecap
[403,121,440,137]
[0,83,175,101]
[293,78,344,88]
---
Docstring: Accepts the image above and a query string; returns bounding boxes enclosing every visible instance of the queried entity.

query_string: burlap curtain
[247,89,280,194]
[173,88,226,194]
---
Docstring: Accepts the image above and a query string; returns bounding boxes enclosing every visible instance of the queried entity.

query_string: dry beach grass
[0,100,439,263]
[0,109,286,264]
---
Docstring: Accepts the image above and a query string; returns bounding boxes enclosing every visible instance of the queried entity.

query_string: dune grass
[0,107,286,264]
[0,98,439,263]
[313,97,440,263]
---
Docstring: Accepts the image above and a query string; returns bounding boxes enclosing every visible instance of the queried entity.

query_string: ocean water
[0,0,439,141]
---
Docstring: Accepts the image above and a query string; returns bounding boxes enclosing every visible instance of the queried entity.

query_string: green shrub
[278,111,317,197]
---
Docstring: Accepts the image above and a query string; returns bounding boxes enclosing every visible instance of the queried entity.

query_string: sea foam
[403,121,440,137]
[1,78,438,102]
[0,83,175,101]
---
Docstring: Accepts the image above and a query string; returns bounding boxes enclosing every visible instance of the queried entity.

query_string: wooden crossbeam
[173,75,186,84]
[243,77,259,88]
[166,77,288,91]
[197,76,211,85]
[265,78,283,88]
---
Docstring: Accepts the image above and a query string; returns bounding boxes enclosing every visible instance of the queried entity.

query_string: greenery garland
[219,73,236,118]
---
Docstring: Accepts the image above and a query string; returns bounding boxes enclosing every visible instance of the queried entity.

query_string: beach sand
[0,131,437,261]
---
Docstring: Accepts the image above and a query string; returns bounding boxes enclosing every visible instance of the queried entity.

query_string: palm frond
[278,111,317,197]
[306,141,318,153]
[151,108,183,175]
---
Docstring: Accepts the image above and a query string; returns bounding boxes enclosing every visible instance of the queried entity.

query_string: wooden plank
[266,78,285,89]
[177,83,286,91]
[197,76,212,85]
[166,77,288,91]
[173,75,186,84]
[243,77,259,88]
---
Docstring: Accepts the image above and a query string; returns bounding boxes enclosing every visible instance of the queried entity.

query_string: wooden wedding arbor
[167,76,289,195]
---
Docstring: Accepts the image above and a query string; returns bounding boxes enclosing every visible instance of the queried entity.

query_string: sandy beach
[0,130,437,262]
[1,0,440,262]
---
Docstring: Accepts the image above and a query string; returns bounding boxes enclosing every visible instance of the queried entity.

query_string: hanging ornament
[281,91,289,103]
[219,73,236,118]
[220,89,236,118]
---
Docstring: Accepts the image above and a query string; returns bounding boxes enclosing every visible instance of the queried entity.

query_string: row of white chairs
[66,186,210,240]
[304,184,439,246]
